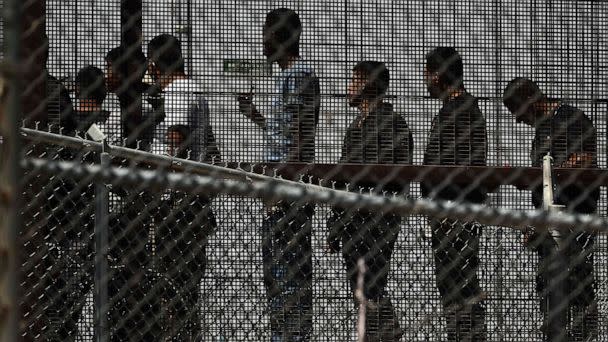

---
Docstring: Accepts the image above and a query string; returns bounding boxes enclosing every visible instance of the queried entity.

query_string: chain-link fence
[3,0,608,341]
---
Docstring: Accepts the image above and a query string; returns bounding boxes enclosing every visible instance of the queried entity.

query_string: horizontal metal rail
[21,157,608,234]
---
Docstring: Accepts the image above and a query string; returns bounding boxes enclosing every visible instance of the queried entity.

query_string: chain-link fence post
[0,0,21,340]
[94,150,110,342]
[355,259,367,342]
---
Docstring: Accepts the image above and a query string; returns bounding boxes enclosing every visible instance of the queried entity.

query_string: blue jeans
[261,204,313,342]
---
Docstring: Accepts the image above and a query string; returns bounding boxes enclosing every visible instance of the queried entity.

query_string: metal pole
[121,0,142,49]
[94,151,110,342]
[542,154,568,342]
[356,259,367,342]
[20,0,46,129]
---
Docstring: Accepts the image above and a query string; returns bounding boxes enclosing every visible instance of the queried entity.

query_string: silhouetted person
[327,61,412,342]
[74,65,111,135]
[105,45,155,149]
[237,8,320,341]
[19,34,93,342]
[422,47,487,341]
[104,45,161,341]
[503,78,598,342]
[147,33,220,341]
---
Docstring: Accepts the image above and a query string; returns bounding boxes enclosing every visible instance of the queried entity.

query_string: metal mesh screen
[3,0,608,341]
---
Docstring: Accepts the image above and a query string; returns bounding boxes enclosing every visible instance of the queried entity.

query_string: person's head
[75,66,106,105]
[348,61,390,108]
[147,34,185,82]
[166,124,191,158]
[104,45,147,93]
[503,78,546,126]
[263,8,302,62]
[425,47,464,99]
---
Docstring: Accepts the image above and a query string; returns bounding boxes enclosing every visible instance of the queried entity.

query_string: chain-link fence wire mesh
[17,131,608,342]
[5,0,608,341]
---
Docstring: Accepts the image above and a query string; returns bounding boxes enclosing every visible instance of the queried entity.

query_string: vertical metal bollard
[542,154,568,342]
[95,149,110,342]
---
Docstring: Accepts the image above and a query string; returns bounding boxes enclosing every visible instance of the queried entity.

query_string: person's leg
[46,243,93,341]
[262,204,313,342]
[430,218,485,342]
[282,205,313,342]
[262,209,284,342]
[369,217,402,342]
[41,179,95,341]
[530,232,569,342]
[155,194,212,341]
[54,235,95,341]
[342,214,402,342]
[565,231,597,342]
[172,196,211,341]
[108,191,159,342]
[163,267,203,342]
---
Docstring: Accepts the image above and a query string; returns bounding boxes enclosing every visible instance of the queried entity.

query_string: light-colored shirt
[152,79,214,160]
[264,58,319,162]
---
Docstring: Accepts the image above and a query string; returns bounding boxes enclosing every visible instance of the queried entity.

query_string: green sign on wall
[223,59,272,76]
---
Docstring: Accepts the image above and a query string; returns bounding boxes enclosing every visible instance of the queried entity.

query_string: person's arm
[204,124,221,163]
[190,97,222,162]
[455,105,487,167]
[560,152,594,168]
[285,72,320,163]
[326,128,351,254]
[200,98,221,163]
[325,121,356,253]
[118,83,151,149]
[338,125,350,164]
[390,115,414,195]
[47,75,77,134]
[424,110,449,166]
[237,90,266,128]
[394,115,414,165]
[326,208,345,253]
[559,113,596,168]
